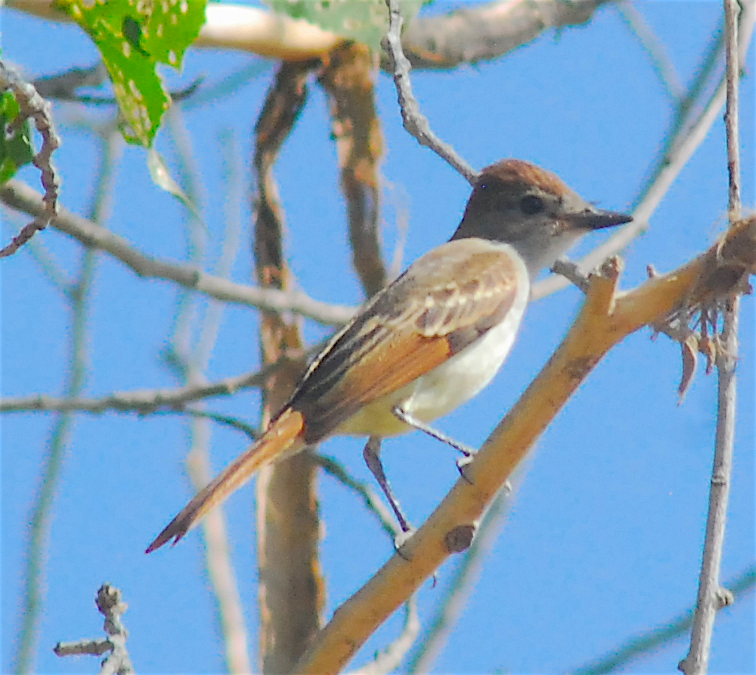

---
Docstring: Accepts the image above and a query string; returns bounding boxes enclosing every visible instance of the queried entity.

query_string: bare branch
[316,454,401,540]
[0,60,61,258]
[33,62,108,100]
[318,43,387,297]
[0,355,308,414]
[9,0,617,71]
[571,565,755,675]
[532,3,755,301]
[391,0,614,71]
[294,216,756,675]
[681,0,748,672]
[352,597,420,675]
[54,584,135,675]
[253,59,325,675]
[615,2,684,100]
[383,0,477,183]
[0,179,355,326]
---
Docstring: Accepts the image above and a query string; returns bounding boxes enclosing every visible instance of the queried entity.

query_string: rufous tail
[146,407,306,553]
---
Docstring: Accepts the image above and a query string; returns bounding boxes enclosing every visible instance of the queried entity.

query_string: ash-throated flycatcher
[146,159,631,553]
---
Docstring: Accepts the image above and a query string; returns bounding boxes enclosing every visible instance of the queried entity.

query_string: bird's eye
[520,194,544,215]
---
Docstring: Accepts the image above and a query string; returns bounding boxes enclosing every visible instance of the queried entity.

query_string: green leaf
[0,90,35,184]
[266,0,426,51]
[56,0,207,147]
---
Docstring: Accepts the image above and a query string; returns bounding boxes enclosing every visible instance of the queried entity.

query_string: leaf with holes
[0,90,35,183]
[56,0,207,146]
[266,0,428,51]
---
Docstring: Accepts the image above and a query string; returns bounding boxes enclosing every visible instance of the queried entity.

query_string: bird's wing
[289,238,527,442]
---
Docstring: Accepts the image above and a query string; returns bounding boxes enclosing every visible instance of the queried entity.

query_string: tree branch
[0,60,61,258]
[0,179,355,326]
[0,355,307,414]
[54,584,135,675]
[8,0,617,71]
[383,0,477,183]
[253,59,325,675]
[294,215,756,675]
[681,0,747,672]
[571,565,756,675]
[318,43,388,297]
[532,0,756,300]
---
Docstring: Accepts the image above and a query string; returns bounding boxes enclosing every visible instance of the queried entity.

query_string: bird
[146,158,632,553]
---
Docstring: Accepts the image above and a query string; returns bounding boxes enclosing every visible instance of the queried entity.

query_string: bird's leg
[363,436,414,536]
[392,406,477,481]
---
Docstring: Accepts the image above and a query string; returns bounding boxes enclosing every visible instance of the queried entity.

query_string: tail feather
[146,407,306,553]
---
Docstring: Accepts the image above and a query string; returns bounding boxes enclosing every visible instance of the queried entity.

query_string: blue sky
[2,1,754,673]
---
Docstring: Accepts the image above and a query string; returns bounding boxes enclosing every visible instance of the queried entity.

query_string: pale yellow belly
[336,281,529,438]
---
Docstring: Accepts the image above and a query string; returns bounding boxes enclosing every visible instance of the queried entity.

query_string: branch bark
[319,42,387,297]
[8,0,616,71]
[0,179,355,326]
[681,0,746,671]
[294,215,756,675]
[253,59,325,674]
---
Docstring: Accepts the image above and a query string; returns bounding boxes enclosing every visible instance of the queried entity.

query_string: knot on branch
[444,524,476,553]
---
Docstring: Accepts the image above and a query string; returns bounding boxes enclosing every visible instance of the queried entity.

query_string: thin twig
[571,565,756,675]
[680,0,745,672]
[532,5,755,301]
[162,109,253,675]
[0,179,355,326]
[382,0,477,184]
[54,584,135,675]
[351,596,420,675]
[14,131,117,675]
[0,338,326,415]
[315,454,401,540]
[32,62,108,100]
[616,2,684,100]
[0,362,289,413]
[2,214,72,292]
[154,408,259,439]
[0,60,61,258]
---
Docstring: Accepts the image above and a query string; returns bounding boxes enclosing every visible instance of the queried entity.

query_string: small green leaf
[0,90,35,183]
[266,0,426,51]
[56,0,207,146]
[147,147,201,219]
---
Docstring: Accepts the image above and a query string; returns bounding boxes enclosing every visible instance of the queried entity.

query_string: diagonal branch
[533,0,756,300]
[0,179,355,326]
[383,0,477,183]
[294,215,756,675]
[571,565,756,675]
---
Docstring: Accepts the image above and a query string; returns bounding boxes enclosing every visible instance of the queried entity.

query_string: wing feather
[290,239,525,442]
